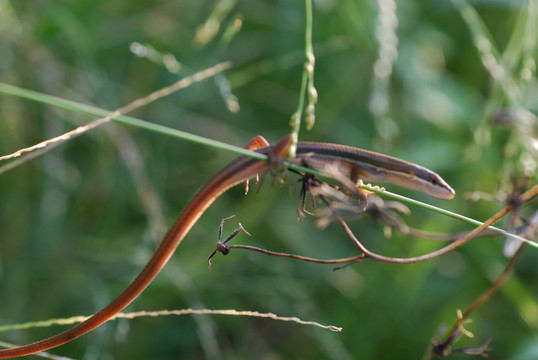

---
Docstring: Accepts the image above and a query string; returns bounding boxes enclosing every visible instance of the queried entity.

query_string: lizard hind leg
[243,136,270,194]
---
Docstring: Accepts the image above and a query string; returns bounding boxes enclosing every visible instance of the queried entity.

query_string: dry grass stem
[0,309,341,335]
[0,61,231,162]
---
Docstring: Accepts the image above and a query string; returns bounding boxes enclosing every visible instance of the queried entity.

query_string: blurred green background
[0,0,537,359]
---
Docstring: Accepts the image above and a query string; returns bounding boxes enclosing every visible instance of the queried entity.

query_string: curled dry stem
[319,184,537,264]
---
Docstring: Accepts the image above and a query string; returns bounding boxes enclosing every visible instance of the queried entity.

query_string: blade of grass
[0,79,267,160]
[0,61,231,161]
[0,83,534,248]
[359,184,537,249]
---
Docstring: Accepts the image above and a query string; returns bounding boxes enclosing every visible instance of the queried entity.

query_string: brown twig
[314,191,501,241]
[215,243,366,265]
[432,206,538,357]
[207,213,366,267]
[319,184,538,264]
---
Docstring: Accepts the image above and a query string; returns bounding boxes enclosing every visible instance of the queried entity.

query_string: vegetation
[0,0,536,359]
